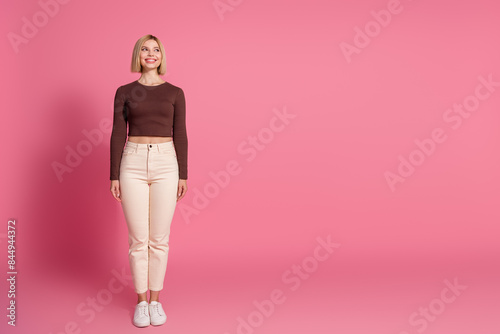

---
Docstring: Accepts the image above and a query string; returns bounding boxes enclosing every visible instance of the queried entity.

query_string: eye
[142,48,160,52]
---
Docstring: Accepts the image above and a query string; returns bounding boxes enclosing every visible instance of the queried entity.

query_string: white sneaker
[148,301,167,326]
[133,301,150,327]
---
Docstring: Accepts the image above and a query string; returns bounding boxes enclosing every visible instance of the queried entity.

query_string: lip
[145,58,157,63]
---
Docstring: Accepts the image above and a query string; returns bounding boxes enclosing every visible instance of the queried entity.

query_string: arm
[110,86,128,181]
[173,87,188,180]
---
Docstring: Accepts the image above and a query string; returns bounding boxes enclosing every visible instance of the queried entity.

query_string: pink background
[1,0,499,333]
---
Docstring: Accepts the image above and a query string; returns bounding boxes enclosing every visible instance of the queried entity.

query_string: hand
[177,179,188,201]
[110,180,121,202]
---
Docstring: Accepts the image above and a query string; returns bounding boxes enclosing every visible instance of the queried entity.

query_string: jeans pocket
[122,148,136,157]
[160,148,176,158]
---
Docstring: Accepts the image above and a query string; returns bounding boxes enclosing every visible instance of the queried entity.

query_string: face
[139,39,161,71]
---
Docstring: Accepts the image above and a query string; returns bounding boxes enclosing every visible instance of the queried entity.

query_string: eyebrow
[141,46,160,49]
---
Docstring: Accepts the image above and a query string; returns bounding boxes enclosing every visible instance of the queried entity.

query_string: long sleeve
[110,86,128,180]
[173,87,188,180]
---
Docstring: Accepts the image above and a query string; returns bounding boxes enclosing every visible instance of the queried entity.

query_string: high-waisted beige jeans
[119,140,179,294]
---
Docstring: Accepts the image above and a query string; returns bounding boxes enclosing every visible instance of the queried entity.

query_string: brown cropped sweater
[110,80,188,180]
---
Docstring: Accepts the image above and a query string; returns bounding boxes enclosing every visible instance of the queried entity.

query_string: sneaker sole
[133,320,150,327]
[150,317,167,326]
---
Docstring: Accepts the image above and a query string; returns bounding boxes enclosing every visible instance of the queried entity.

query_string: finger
[177,189,185,201]
[112,190,121,202]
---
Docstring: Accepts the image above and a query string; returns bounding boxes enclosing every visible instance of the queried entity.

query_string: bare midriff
[128,136,173,144]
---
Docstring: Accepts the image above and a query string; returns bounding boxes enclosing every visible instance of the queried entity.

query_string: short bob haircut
[130,34,167,75]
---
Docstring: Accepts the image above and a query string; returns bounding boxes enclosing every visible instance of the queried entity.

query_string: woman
[109,34,188,327]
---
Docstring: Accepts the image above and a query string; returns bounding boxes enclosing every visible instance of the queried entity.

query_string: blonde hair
[130,34,167,75]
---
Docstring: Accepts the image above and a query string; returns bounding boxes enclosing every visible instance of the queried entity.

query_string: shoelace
[150,303,160,317]
[137,304,148,317]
